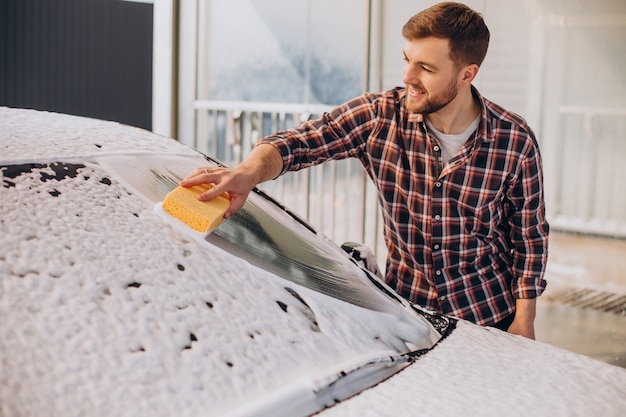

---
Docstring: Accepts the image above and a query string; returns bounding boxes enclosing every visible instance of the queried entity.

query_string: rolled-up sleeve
[257,95,378,175]
[508,142,550,299]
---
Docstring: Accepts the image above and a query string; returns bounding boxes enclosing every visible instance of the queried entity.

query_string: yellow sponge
[162,185,230,233]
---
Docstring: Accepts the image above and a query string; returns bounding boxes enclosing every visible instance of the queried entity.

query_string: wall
[0,0,153,130]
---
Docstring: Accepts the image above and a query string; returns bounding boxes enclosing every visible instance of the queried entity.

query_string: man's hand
[180,144,283,218]
[507,298,537,339]
[179,166,256,218]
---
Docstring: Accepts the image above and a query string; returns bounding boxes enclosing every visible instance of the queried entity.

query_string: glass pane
[199,0,366,105]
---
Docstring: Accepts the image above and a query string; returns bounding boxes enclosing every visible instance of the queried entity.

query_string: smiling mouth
[407,86,425,98]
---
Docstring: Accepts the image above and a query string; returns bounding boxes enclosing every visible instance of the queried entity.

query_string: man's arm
[180,144,283,218]
[507,298,537,339]
[506,134,548,341]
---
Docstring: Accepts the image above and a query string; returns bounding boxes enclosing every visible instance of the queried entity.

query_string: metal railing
[545,106,626,238]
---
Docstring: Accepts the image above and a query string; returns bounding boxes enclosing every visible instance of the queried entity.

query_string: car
[1,107,625,417]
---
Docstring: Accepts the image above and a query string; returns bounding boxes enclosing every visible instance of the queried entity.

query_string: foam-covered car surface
[2,108,625,417]
[0,108,447,417]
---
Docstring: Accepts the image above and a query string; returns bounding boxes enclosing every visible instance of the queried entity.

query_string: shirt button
[435,182,442,187]
[435,270,442,276]
[433,145,440,152]
[434,244,440,250]
[434,214,441,220]
[439,295,446,301]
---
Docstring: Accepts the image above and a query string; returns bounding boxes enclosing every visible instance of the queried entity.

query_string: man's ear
[460,64,479,85]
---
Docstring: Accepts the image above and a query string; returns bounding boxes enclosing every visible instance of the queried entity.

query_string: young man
[181,2,549,339]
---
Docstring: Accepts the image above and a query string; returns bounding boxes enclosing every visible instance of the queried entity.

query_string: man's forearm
[240,144,284,185]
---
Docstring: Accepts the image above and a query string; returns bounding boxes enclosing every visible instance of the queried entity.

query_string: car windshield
[97,153,432,315]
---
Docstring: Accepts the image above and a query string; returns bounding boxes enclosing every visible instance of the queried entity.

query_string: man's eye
[402,56,409,63]
[422,66,433,73]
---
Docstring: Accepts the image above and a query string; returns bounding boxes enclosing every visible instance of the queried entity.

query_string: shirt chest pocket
[446,168,510,238]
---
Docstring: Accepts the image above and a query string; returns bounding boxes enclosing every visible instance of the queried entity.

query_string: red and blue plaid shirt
[258,86,549,326]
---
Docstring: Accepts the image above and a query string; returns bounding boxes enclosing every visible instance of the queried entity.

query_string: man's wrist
[241,144,284,184]
[514,298,537,322]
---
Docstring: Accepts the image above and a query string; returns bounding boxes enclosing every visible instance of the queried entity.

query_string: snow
[1,107,625,417]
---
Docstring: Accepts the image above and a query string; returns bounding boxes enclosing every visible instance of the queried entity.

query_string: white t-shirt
[425,114,480,165]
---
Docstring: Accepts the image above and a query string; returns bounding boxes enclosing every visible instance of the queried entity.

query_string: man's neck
[426,89,480,135]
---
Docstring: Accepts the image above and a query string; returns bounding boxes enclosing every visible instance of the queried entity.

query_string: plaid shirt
[258,87,549,326]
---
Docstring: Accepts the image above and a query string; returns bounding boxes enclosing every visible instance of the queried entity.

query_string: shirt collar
[471,85,494,143]
[401,85,493,143]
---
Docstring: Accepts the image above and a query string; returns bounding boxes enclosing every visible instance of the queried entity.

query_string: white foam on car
[2,107,625,417]
[0,108,442,417]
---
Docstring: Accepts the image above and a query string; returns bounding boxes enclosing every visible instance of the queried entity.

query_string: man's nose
[403,65,418,85]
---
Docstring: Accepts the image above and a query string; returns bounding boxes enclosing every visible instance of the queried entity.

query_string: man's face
[402,37,462,114]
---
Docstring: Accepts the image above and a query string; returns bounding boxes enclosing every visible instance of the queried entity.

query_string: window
[197,0,367,105]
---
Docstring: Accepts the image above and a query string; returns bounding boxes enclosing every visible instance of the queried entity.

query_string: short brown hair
[402,2,490,67]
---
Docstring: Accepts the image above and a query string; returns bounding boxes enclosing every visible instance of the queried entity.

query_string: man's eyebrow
[403,51,440,70]
[420,61,439,70]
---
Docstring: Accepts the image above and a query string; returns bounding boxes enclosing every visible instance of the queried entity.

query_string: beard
[405,78,458,114]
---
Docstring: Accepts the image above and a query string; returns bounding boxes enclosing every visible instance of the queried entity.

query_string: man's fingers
[180,167,219,187]
[196,185,229,202]
[179,166,252,218]
[224,194,248,218]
